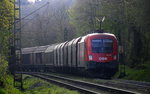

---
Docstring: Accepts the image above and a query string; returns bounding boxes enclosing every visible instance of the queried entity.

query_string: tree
[69,0,150,68]
[0,0,14,87]
[21,0,74,47]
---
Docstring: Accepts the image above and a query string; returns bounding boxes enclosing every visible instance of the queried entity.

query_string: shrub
[0,56,8,87]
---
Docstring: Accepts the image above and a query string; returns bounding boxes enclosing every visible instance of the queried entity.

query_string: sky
[27,0,42,3]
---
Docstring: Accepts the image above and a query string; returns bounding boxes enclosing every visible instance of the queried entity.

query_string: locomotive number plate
[99,57,107,60]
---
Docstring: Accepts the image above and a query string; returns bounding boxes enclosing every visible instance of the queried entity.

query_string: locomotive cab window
[92,39,113,53]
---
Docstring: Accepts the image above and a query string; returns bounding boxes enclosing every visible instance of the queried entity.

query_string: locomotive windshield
[92,39,113,53]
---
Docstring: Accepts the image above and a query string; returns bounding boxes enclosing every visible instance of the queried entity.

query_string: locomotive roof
[87,33,115,37]
[22,47,38,54]
[45,44,58,53]
[34,45,50,53]
[79,33,116,43]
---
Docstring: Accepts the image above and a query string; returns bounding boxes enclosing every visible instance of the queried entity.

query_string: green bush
[0,56,8,87]
[0,88,6,94]
[0,75,22,94]
[116,65,150,82]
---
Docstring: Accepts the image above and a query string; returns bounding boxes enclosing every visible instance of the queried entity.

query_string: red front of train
[84,33,118,75]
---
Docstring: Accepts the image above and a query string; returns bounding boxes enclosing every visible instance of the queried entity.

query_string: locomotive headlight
[113,55,117,60]
[89,55,93,60]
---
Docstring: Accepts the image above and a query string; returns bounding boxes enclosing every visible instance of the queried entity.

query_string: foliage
[0,56,8,87]
[0,74,80,94]
[69,0,150,68]
[0,0,14,31]
[21,0,75,47]
[0,75,22,94]
[121,65,150,82]
[0,0,14,88]
[0,88,6,94]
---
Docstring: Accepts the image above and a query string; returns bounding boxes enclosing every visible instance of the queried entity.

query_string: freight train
[21,32,118,78]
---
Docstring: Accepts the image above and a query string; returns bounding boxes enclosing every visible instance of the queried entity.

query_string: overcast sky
[27,0,42,3]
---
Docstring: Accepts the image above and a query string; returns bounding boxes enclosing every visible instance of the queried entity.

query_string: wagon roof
[22,47,38,54]
[72,37,81,44]
[34,45,50,53]
[79,36,87,43]
[60,41,68,49]
[45,44,58,53]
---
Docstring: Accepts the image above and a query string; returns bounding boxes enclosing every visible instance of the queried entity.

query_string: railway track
[116,79,150,88]
[112,79,150,94]
[50,72,150,93]
[20,72,140,94]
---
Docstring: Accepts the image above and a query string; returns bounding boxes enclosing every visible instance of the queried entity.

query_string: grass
[0,74,80,94]
[114,65,150,82]
[1,65,150,94]
[23,75,80,94]
[0,75,22,94]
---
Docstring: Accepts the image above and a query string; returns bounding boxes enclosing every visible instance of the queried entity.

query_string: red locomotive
[80,33,118,77]
[21,32,118,78]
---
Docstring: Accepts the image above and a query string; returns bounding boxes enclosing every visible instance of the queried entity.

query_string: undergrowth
[0,74,80,94]
[0,75,22,94]
[23,75,79,94]
[115,65,150,82]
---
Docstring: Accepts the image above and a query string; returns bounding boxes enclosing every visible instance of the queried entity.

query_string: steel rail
[116,79,150,88]
[26,73,100,94]
[20,72,140,94]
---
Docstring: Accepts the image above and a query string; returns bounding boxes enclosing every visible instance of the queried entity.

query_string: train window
[92,39,113,53]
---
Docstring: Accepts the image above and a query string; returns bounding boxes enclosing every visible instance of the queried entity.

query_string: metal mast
[13,0,23,90]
